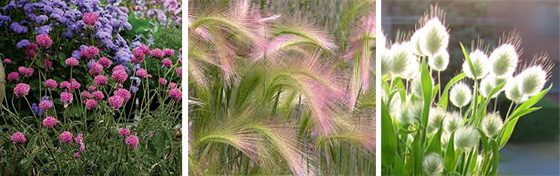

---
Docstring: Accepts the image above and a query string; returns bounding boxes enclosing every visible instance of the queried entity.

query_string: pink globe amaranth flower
[163,48,175,56]
[80,91,91,99]
[3,58,11,64]
[135,68,147,78]
[149,48,164,58]
[39,100,54,110]
[175,67,182,78]
[75,133,84,144]
[98,57,112,68]
[88,86,96,91]
[10,132,26,144]
[65,57,79,67]
[43,116,57,128]
[112,70,128,83]
[114,89,131,101]
[18,67,34,77]
[161,58,172,67]
[44,59,53,70]
[14,83,30,97]
[45,79,58,89]
[59,131,73,144]
[82,46,100,59]
[139,45,150,53]
[36,34,52,48]
[71,79,81,89]
[85,99,97,110]
[158,78,167,85]
[125,135,139,150]
[59,81,71,89]
[118,128,130,138]
[168,88,182,102]
[79,145,86,151]
[7,72,19,82]
[178,58,182,64]
[83,12,98,26]
[93,75,108,86]
[113,65,126,72]
[73,152,80,159]
[132,48,146,60]
[108,96,124,109]
[89,63,103,75]
[60,92,73,105]
[168,82,177,89]
[92,91,104,100]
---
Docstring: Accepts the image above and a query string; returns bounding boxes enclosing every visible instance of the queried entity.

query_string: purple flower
[59,131,73,144]
[35,15,48,23]
[31,103,44,116]
[11,132,27,144]
[10,22,27,34]
[16,39,30,48]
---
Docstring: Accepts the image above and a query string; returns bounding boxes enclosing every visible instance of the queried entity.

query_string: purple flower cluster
[2,0,134,64]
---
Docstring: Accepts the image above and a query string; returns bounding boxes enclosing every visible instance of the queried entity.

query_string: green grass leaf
[381,101,396,166]
[440,73,466,110]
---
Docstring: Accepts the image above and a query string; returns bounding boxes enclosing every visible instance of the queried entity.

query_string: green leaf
[381,101,396,166]
[420,59,432,128]
[440,73,466,110]
[394,155,405,176]
[489,140,499,176]
[444,132,456,171]
[426,124,443,154]
[460,43,477,80]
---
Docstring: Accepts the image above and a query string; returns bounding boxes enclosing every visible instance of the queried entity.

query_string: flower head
[11,132,27,144]
[98,57,112,68]
[94,75,108,86]
[7,72,19,82]
[45,79,58,89]
[108,96,124,109]
[449,82,472,108]
[112,70,128,83]
[36,34,52,48]
[60,92,73,105]
[18,67,34,77]
[454,126,479,151]
[463,50,489,80]
[59,131,73,144]
[162,58,173,67]
[135,68,147,78]
[389,43,418,79]
[505,78,528,103]
[75,133,84,144]
[92,91,104,100]
[125,135,139,150]
[14,83,30,97]
[159,78,167,85]
[114,89,131,101]
[85,99,98,110]
[149,48,164,58]
[481,113,503,137]
[43,116,57,128]
[489,44,518,77]
[176,67,182,78]
[89,63,103,75]
[65,58,79,67]
[423,153,443,176]
[419,18,449,57]
[427,107,446,134]
[119,128,130,138]
[39,100,54,110]
[3,58,12,64]
[168,88,182,102]
[73,152,80,159]
[163,48,175,56]
[443,112,463,134]
[428,50,449,71]
[517,66,547,97]
[83,12,98,26]
[79,145,86,151]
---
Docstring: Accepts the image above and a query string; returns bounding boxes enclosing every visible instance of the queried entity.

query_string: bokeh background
[382,0,559,175]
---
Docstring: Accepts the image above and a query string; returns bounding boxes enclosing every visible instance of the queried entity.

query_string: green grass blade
[440,73,466,110]
[381,101,397,166]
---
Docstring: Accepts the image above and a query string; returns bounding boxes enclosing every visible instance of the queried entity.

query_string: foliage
[380,5,554,176]
[188,0,375,175]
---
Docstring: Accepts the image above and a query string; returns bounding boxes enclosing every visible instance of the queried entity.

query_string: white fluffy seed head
[419,18,449,57]
[410,27,426,56]
[423,153,444,176]
[489,44,518,77]
[481,112,503,137]
[505,77,528,103]
[517,66,547,97]
[454,126,479,151]
[450,82,472,108]
[462,50,489,80]
[428,106,446,134]
[444,112,464,134]
[479,75,496,98]
[389,43,418,79]
[411,73,434,98]
[428,50,449,71]
[397,101,420,126]
[381,47,392,77]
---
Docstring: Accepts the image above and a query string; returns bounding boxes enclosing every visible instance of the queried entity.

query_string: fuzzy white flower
[517,66,547,97]
[505,77,528,103]
[419,18,449,57]
[380,47,392,77]
[462,50,489,80]
[479,75,496,98]
[444,112,463,134]
[423,153,444,176]
[449,82,472,108]
[454,126,479,151]
[489,44,518,77]
[389,43,418,79]
[397,101,422,126]
[410,27,426,56]
[427,106,446,134]
[481,112,503,137]
[428,50,449,71]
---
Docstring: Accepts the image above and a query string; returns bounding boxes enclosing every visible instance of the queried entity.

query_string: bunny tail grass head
[463,49,489,80]
[389,42,418,79]
[481,112,503,137]
[423,153,444,176]
[444,111,463,134]
[428,50,449,71]
[427,106,446,134]
[489,44,518,77]
[454,126,479,151]
[449,81,472,108]
[417,5,448,57]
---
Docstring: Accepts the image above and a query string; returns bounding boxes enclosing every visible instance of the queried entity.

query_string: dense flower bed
[0,0,181,174]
